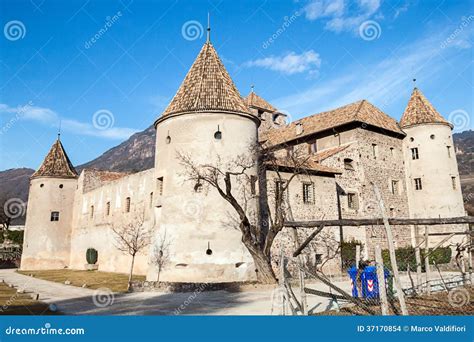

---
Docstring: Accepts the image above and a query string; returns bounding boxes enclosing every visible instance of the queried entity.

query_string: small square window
[414,178,422,190]
[308,141,317,154]
[411,148,419,160]
[391,180,399,195]
[344,158,354,171]
[347,193,358,210]
[50,211,60,221]
[447,146,451,158]
[157,177,164,195]
[371,144,378,159]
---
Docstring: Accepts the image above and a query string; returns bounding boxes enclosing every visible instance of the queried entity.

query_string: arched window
[125,197,131,213]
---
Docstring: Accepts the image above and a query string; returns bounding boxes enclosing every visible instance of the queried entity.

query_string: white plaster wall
[150,112,259,282]
[69,169,155,275]
[21,177,77,270]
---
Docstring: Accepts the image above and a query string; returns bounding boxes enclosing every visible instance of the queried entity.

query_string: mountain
[76,125,156,173]
[0,168,34,225]
[1,129,473,222]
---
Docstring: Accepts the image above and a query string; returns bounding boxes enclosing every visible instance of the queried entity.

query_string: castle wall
[402,123,467,248]
[21,177,77,270]
[150,112,259,282]
[69,169,155,275]
[265,170,340,275]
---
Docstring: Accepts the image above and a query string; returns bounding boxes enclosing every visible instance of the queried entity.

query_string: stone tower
[148,39,260,282]
[401,87,466,246]
[20,136,78,270]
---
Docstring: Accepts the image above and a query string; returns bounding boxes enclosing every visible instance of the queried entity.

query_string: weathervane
[207,12,211,43]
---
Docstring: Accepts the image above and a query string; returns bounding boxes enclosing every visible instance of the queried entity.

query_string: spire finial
[207,12,211,43]
[251,84,255,93]
[58,119,62,140]
[412,78,416,88]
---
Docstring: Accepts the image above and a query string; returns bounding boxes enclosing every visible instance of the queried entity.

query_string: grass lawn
[18,269,145,293]
[0,282,57,315]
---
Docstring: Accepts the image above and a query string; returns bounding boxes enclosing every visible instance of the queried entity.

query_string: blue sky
[0,0,472,171]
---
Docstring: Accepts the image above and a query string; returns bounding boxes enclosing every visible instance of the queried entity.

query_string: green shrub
[382,246,452,271]
[7,231,23,245]
[86,248,98,265]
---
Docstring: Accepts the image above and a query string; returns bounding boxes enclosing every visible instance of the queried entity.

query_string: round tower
[401,87,466,248]
[20,136,78,270]
[147,39,260,282]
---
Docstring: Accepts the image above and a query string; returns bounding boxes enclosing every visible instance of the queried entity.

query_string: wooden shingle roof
[261,100,404,147]
[32,138,78,179]
[400,88,451,128]
[162,42,250,117]
[245,91,277,112]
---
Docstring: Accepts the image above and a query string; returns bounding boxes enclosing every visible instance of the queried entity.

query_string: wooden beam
[285,216,474,228]
[292,224,324,257]
[375,245,388,315]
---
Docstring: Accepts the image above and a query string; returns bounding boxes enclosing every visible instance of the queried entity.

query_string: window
[371,144,378,159]
[194,182,203,193]
[157,177,163,195]
[344,158,354,171]
[302,182,314,204]
[286,146,293,158]
[308,140,317,154]
[410,137,414,142]
[391,180,399,195]
[390,207,395,217]
[430,134,435,140]
[347,193,358,210]
[250,175,257,195]
[414,178,422,190]
[106,201,111,216]
[272,113,279,122]
[50,211,60,221]
[125,197,131,213]
[411,147,419,160]
[214,125,222,140]
[296,123,303,135]
[59,184,63,189]
[257,109,264,117]
[451,176,456,190]
[150,192,154,207]
[275,180,287,202]
[390,147,394,157]
[447,146,451,158]
[90,205,94,218]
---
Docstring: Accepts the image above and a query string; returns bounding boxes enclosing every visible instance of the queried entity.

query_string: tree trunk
[247,246,277,284]
[128,254,136,291]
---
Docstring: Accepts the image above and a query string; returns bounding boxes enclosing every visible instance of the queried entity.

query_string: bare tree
[150,228,171,283]
[178,143,316,284]
[112,209,151,291]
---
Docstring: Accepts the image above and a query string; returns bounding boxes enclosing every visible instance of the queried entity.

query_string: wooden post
[356,244,361,269]
[375,245,388,315]
[424,225,431,295]
[415,245,422,292]
[291,227,307,315]
[469,224,473,285]
[373,184,408,315]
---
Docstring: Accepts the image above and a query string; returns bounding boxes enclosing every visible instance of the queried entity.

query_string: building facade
[20,40,467,282]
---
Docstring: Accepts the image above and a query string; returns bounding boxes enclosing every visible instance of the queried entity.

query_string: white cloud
[0,104,137,140]
[303,0,381,33]
[272,30,460,117]
[244,50,321,75]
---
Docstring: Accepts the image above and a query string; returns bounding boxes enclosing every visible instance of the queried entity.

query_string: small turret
[20,136,78,270]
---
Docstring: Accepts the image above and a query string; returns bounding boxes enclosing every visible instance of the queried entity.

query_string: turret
[244,88,286,132]
[20,136,78,270]
[148,36,260,282]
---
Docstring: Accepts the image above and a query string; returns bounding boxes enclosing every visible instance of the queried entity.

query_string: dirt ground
[0,282,57,315]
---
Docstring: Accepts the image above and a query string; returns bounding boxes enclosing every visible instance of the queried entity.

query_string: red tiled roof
[261,100,404,147]
[400,88,451,128]
[32,138,78,179]
[245,91,277,112]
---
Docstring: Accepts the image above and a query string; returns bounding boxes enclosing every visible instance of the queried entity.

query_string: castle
[20,38,467,283]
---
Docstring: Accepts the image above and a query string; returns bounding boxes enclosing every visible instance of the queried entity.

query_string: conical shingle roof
[162,42,250,117]
[32,138,78,179]
[245,91,277,112]
[400,88,451,128]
